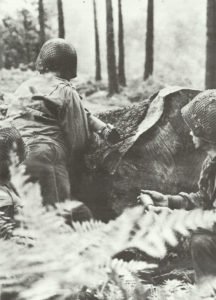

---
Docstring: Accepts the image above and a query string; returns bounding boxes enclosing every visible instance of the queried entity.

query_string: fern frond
[71,219,105,234]
[0,163,216,299]
[152,279,195,300]
[0,212,15,239]
[110,258,156,274]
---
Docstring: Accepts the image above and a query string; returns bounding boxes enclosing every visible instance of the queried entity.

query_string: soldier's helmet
[0,126,25,163]
[181,90,216,143]
[36,38,77,79]
[0,126,25,180]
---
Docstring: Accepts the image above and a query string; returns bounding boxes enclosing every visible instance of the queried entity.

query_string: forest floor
[0,68,196,299]
[0,68,166,112]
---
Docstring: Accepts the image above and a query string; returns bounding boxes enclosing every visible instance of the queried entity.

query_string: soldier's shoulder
[57,81,79,100]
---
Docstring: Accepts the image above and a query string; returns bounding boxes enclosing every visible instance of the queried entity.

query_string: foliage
[0,0,206,87]
[0,161,215,299]
[1,9,40,69]
[0,68,164,106]
[123,76,165,102]
[0,68,36,94]
[151,279,195,300]
[0,211,15,239]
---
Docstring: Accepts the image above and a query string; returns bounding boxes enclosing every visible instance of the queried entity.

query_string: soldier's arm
[76,91,121,144]
[167,191,206,210]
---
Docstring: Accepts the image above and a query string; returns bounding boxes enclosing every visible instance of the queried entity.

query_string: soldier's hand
[137,193,154,208]
[140,190,169,207]
[147,206,172,214]
[100,124,121,144]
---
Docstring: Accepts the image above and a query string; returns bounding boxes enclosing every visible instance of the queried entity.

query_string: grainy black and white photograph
[0,0,216,299]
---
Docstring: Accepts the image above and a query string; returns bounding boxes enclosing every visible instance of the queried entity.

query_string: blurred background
[0,0,210,100]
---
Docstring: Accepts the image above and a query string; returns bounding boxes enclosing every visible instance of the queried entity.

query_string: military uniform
[0,127,25,239]
[174,90,216,286]
[141,90,216,288]
[6,39,118,208]
[7,74,91,206]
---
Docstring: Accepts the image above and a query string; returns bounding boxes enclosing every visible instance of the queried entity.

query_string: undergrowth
[0,162,216,299]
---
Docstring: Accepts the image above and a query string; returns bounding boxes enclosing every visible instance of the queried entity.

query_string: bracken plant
[0,162,215,300]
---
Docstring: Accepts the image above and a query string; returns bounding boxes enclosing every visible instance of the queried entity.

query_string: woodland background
[0,0,209,95]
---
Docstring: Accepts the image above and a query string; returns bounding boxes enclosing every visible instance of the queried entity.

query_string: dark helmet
[36,38,77,79]
[181,90,216,143]
[0,126,25,180]
[0,126,25,163]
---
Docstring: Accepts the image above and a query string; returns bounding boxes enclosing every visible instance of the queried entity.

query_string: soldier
[0,126,25,238]
[0,126,92,237]
[6,38,119,211]
[139,90,216,292]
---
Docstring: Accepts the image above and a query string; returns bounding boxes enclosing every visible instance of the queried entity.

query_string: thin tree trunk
[144,0,154,80]
[118,0,126,86]
[0,42,3,69]
[93,0,102,81]
[22,12,30,63]
[206,0,216,88]
[106,0,119,95]
[38,0,46,47]
[57,0,65,39]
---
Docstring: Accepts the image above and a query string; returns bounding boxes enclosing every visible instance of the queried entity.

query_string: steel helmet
[0,126,25,163]
[181,90,216,143]
[36,38,77,79]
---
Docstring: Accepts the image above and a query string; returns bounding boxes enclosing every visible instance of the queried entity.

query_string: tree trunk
[38,0,46,47]
[118,0,126,86]
[144,0,154,80]
[78,88,204,221]
[22,11,30,63]
[57,0,65,39]
[0,89,205,221]
[206,0,216,89]
[93,0,102,81]
[0,42,3,69]
[106,0,119,95]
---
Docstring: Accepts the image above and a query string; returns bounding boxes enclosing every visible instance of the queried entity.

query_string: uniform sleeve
[59,86,91,152]
[168,191,206,210]
[168,156,211,210]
